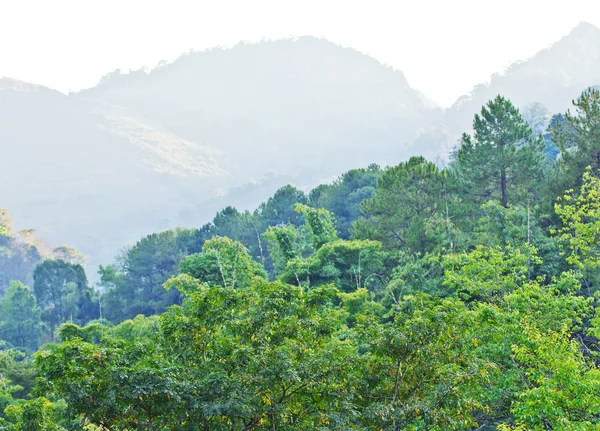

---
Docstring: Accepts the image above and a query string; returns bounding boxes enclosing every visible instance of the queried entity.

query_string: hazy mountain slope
[10,22,600,278]
[445,21,600,134]
[1,78,227,273]
[77,36,443,183]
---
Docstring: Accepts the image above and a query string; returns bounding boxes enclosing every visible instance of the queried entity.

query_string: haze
[2,0,599,107]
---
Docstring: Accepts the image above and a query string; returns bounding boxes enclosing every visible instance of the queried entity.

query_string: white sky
[1,0,599,107]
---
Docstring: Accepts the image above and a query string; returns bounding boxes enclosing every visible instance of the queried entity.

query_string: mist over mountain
[77,36,443,181]
[444,21,600,134]
[2,37,445,273]
[0,78,229,272]
[3,23,600,275]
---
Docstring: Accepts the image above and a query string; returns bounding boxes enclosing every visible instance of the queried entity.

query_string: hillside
[2,38,445,273]
[444,21,600,134]
[5,25,600,275]
[0,78,228,273]
[76,36,443,182]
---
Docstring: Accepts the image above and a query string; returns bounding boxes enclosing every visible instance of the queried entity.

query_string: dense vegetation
[2,89,600,429]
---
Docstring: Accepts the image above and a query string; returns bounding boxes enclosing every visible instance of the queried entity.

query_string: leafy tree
[0,282,42,352]
[0,211,43,295]
[353,156,458,253]
[554,168,600,270]
[100,228,210,322]
[553,168,600,294]
[309,164,382,238]
[506,325,600,430]
[472,201,563,279]
[358,294,496,430]
[294,204,338,249]
[553,87,600,191]
[456,95,545,208]
[440,246,591,428]
[263,224,306,272]
[3,397,66,431]
[0,350,25,419]
[33,260,96,338]
[35,280,357,430]
[443,245,531,303]
[254,184,307,229]
[383,252,446,305]
[178,236,267,289]
[212,207,263,262]
[279,239,388,293]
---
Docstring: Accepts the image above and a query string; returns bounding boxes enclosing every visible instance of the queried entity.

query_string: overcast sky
[1,0,599,107]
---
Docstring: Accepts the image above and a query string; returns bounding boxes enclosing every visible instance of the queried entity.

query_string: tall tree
[456,95,545,208]
[100,228,210,323]
[178,236,267,289]
[353,156,457,253]
[553,87,600,191]
[0,210,43,294]
[33,260,95,338]
[309,164,382,238]
[0,281,42,351]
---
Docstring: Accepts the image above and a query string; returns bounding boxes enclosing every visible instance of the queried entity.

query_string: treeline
[0,214,97,352]
[2,89,600,429]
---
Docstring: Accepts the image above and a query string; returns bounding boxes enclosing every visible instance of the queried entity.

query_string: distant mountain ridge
[76,36,443,181]
[444,21,600,134]
[2,37,442,275]
[3,24,600,277]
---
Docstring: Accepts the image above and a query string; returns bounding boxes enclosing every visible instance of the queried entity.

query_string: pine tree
[456,95,545,208]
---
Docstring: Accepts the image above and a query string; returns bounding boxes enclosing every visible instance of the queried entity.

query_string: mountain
[445,21,600,134]
[76,36,443,183]
[0,78,228,273]
[6,24,600,277]
[2,38,442,276]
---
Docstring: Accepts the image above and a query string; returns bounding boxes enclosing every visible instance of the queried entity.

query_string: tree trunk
[501,168,508,208]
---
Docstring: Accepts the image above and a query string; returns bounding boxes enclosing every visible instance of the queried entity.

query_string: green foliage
[294,203,338,249]
[0,211,42,295]
[255,185,308,229]
[100,228,209,322]
[553,87,600,192]
[11,90,600,430]
[358,294,497,430]
[263,224,305,272]
[35,279,356,430]
[443,245,533,302]
[554,168,600,269]
[355,156,458,253]
[33,260,97,339]
[0,351,25,418]
[473,201,563,279]
[279,239,388,293]
[178,236,267,289]
[0,282,41,352]
[456,95,545,208]
[384,252,447,304]
[309,164,382,238]
[2,397,65,431]
[509,326,600,430]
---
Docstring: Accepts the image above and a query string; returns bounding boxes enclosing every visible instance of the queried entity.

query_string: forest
[2,88,600,430]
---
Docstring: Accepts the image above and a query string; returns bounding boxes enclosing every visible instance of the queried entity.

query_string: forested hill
[0,77,228,273]
[1,37,442,276]
[4,88,600,429]
[3,24,600,274]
